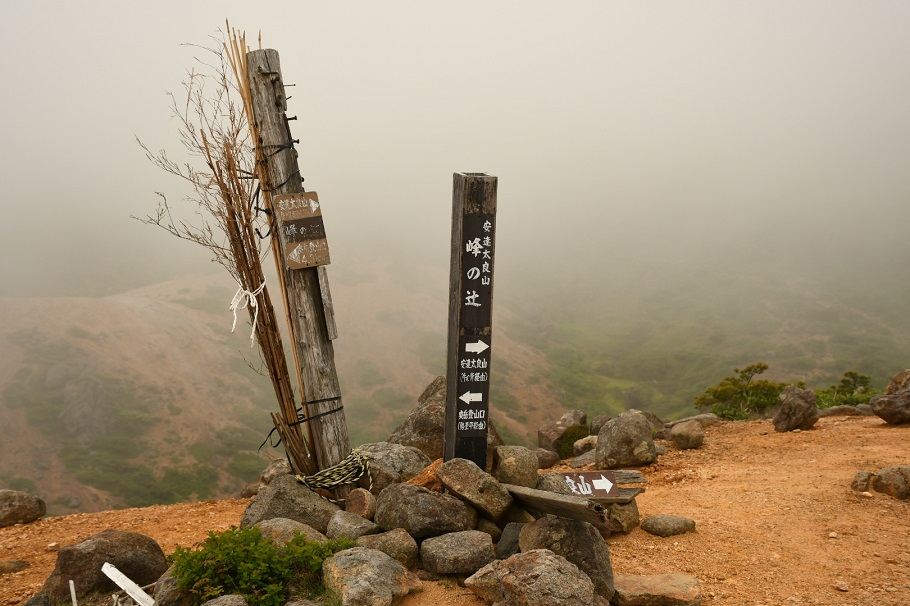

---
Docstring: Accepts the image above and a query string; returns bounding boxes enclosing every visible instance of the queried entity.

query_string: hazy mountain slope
[3,242,908,515]
[0,265,563,515]
[503,240,910,420]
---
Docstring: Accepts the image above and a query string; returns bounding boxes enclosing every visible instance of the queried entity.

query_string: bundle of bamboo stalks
[223,28,319,478]
[137,25,317,478]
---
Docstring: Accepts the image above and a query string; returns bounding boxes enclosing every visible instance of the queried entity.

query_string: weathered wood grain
[247,49,351,497]
[502,483,607,526]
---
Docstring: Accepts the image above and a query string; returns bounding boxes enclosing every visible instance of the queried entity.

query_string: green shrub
[170,527,355,606]
[815,370,878,408]
[557,424,590,459]
[693,362,791,420]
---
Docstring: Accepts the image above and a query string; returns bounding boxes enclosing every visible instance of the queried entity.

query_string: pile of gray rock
[18,376,710,606]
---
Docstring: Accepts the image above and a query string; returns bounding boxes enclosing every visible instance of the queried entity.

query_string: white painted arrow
[592,474,614,493]
[459,391,483,404]
[465,340,490,354]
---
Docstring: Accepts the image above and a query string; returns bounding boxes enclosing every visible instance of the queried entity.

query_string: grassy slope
[2,247,908,514]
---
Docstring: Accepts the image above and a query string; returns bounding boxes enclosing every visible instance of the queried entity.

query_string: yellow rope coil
[295,449,372,503]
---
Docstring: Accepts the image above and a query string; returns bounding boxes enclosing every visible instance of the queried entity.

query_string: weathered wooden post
[444,173,498,469]
[246,49,351,494]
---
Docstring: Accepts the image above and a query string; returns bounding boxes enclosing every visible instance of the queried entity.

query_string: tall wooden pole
[444,173,498,469]
[246,49,351,496]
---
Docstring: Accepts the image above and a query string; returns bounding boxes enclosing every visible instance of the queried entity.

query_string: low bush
[170,526,355,606]
[557,424,590,459]
[815,371,878,408]
[695,365,880,419]
[694,362,792,420]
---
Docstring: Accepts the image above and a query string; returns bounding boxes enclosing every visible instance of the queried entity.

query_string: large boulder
[668,420,705,450]
[326,510,380,540]
[595,411,658,469]
[535,448,560,469]
[202,596,248,606]
[518,518,615,600]
[869,391,910,425]
[240,474,340,534]
[495,522,524,560]
[465,549,597,606]
[884,369,910,394]
[589,414,612,436]
[387,376,505,467]
[420,530,495,575]
[322,547,421,606]
[374,483,475,539]
[387,377,448,459]
[773,385,819,432]
[603,500,641,534]
[664,413,721,429]
[152,565,193,606]
[492,445,539,488]
[871,466,910,500]
[538,410,588,455]
[0,490,46,527]
[436,458,512,520]
[573,435,598,456]
[641,515,696,537]
[357,442,432,494]
[344,488,377,520]
[356,528,419,569]
[38,529,167,605]
[612,573,702,606]
[254,518,328,546]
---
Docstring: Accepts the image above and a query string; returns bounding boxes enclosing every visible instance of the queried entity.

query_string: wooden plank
[587,486,644,504]
[538,471,645,503]
[247,49,351,497]
[502,483,607,526]
[612,470,647,484]
[101,563,154,606]
[540,470,647,485]
[317,266,337,340]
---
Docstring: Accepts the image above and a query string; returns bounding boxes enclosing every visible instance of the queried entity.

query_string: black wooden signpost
[444,173,497,469]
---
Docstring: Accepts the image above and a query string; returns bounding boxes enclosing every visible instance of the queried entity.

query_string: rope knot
[229,278,267,347]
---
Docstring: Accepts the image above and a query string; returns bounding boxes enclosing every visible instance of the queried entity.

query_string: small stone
[861,492,874,498]
[45,543,59,552]
[834,580,849,592]
[0,560,30,574]
[828,532,838,538]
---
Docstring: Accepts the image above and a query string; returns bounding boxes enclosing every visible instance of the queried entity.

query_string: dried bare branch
[137,30,316,476]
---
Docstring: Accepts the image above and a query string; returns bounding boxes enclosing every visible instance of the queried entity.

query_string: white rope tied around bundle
[229,278,267,347]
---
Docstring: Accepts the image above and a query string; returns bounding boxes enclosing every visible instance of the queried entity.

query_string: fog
[2,1,908,306]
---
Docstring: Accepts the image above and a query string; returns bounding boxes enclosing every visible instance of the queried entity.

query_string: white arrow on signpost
[465,340,490,354]
[459,391,483,404]
[592,474,614,493]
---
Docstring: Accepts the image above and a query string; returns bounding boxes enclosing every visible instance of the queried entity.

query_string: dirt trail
[1,415,908,606]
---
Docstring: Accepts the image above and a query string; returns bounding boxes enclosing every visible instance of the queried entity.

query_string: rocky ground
[1,415,908,606]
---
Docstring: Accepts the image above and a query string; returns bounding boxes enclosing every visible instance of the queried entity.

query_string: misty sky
[1,1,908,297]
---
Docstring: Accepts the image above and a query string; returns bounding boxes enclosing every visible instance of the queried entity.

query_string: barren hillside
[2,415,908,606]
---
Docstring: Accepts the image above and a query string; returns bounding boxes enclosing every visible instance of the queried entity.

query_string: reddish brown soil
[2,415,908,606]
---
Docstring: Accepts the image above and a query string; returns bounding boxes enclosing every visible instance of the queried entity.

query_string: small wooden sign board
[274,192,330,269]
[560,471,620,499]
